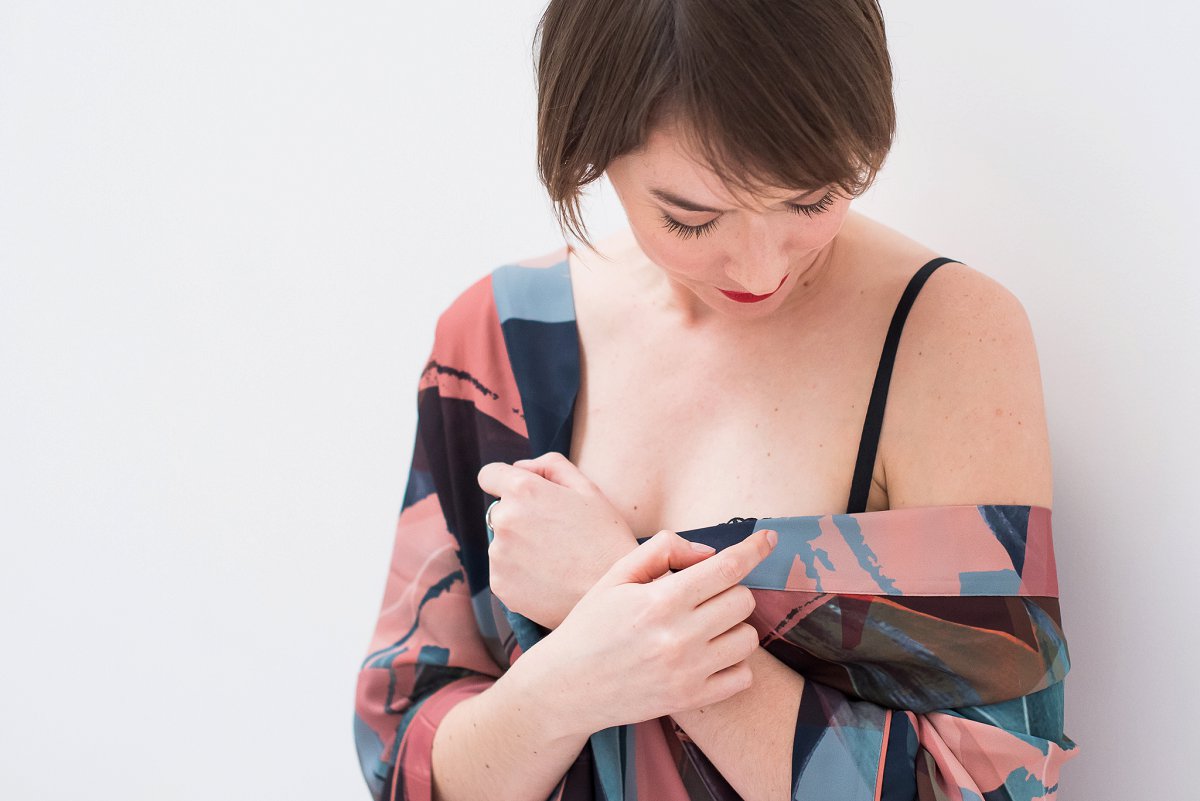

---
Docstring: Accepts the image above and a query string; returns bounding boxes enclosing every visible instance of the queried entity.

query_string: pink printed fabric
[353,247,1079,801]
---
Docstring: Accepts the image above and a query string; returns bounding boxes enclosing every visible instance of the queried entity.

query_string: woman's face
[605,121,852,323]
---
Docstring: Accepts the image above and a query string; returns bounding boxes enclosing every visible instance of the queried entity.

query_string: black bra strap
[845,257,962,514]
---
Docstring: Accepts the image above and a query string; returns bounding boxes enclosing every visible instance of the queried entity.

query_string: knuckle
[718,555,742,581]
[652,628,683,661]
[740,623,760,653]
[510,473,537,497]
[489,505,510,531]
[738,663,754,689]
[737,586,756,617]
[643,582,672,612]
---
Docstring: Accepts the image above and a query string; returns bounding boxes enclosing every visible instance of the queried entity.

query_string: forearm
[669,645,805,801]
[430,654,590,801]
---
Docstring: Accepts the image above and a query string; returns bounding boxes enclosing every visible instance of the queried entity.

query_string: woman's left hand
[476,451,641,630]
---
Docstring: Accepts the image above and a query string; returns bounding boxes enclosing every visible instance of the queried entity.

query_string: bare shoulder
[881,257,1054,510]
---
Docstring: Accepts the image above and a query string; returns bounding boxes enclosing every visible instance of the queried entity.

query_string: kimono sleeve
[352,345,508,801]
[779,588,1078,800]
[791,676,1077,801]
[735,504,1080,800]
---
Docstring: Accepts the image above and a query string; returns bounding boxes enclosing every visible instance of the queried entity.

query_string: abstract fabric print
[353,247,1079,801]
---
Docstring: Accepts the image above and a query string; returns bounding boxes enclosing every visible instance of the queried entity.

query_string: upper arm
[881,262,1054,509]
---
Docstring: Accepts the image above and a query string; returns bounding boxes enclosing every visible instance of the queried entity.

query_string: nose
[724,223,790,294]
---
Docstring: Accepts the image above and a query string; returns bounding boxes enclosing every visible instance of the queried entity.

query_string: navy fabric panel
[880,709,919,801]
[415,391,526,597]
[636,518,758,548]
[790,678,826,795]
[498,316,580,458]
[979,504,1031,576]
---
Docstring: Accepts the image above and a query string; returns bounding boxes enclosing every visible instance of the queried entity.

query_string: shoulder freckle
[884,262,1051,508]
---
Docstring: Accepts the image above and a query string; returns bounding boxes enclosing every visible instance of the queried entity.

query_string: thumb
[597,530,717,588]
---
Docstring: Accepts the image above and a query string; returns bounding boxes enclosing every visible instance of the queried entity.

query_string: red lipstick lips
[718,272,789,303]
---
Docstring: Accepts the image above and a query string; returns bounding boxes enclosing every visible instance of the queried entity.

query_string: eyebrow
[648,186,821,213]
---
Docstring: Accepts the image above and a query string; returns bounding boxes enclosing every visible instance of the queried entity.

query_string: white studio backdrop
[1,2,1195,799]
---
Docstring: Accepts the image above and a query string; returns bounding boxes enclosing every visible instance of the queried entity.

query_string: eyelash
[658,191,837,240]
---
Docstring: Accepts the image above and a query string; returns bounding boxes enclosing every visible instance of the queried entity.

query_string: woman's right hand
[526,527,779,738]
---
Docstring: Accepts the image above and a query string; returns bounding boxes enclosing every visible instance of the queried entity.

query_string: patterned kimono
[353,245,1079,801]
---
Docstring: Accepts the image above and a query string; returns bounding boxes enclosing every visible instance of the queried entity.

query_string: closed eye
[658,190,837,240]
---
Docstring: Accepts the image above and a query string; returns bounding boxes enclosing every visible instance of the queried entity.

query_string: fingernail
[765,529,778,547]
[691,541,716,553]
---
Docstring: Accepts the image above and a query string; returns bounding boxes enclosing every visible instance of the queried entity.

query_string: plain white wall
[1,2,1194,798]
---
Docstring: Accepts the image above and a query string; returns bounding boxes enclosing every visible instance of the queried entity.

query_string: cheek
[784,202,852,253]
[628,215,711,274]
[805,198,852,237]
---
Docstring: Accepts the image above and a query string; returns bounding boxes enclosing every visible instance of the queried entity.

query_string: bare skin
[566,198,943,532]
[430,119,1054,801]
[566,117,1051,531]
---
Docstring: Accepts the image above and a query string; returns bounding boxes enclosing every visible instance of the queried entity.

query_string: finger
[651,537,719,581]
[512,451,594,494]
[691,583,757,643]
[702,658,755,704]
[599,530,719,588]
[701,621,760,678]
[656,528,778,608]
[476,461,546,499]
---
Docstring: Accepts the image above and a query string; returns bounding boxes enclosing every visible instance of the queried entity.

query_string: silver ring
[485,499,500,531]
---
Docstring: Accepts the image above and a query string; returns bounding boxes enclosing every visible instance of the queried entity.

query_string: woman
[354,2,1078,800]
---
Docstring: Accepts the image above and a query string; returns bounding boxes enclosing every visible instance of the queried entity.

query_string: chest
[566,307,894,538]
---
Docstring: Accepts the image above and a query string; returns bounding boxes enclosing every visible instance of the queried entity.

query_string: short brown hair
[533,0,895,253]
